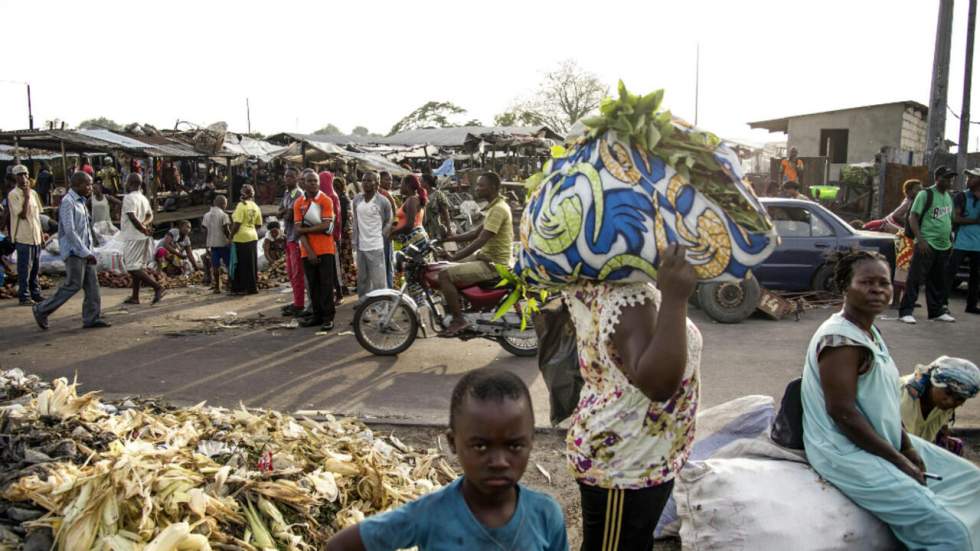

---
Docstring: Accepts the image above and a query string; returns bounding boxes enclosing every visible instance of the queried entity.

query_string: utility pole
[246,98,252,134]
[926,0,955,179]
[958,0,977,189]
[694,43,700,127]
[26,83,34,130]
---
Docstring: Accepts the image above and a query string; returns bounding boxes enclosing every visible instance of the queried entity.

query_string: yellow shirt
[898,374,954,443]
[479,195,513,265]
[7,187,43,245]
[231,200,262,243]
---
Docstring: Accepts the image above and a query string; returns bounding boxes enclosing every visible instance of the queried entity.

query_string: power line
[947,105,980,125]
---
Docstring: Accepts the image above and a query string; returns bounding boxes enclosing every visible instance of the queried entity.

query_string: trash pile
[96,259,290,292]
[0,369,456,550]
[0,275,55,300]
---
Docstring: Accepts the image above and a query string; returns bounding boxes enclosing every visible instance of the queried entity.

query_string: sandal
[123,298,140,305]
[152,289,167,304]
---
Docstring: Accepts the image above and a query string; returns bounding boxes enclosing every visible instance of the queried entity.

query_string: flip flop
[152,289,167,304]
[123,298,140,305]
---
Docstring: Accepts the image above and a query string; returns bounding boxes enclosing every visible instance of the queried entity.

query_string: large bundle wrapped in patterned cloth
[515,83,779,286]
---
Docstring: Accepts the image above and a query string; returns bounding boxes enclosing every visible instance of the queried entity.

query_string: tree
[313,123,342,135]
[78,117,123,131]
[351,126,371,136]
[387,101,468,136]
[507,60,608,134]
[493,110,540,127]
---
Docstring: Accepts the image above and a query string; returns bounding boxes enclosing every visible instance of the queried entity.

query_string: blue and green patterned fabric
[516,129,779,286]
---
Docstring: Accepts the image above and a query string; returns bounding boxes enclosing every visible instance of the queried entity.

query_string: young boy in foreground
[325,368,568,551]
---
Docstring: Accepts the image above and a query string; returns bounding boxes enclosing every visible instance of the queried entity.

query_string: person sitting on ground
[119,173,165,305]
[201,195,231,294]
[900,356,980,457]
[780,180,809,201]
[155,220,199,276]
[263,220,286,264]
[324,367,568,551]
[801,249,980,549]
[438,172,513,336]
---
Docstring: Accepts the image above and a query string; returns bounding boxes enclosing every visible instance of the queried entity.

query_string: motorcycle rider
[438,172,513,336]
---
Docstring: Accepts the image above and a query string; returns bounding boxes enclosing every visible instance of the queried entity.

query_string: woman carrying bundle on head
[801,249,980,550]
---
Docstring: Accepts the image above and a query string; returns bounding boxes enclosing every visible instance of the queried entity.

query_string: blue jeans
[15,242,41,301]
[383,238,394,288]
[35,255,102,326]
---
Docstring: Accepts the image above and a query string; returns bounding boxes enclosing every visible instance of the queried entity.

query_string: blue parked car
[697,198,897,323]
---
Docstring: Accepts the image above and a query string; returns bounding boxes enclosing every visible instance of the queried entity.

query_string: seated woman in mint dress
[801,249,980,550]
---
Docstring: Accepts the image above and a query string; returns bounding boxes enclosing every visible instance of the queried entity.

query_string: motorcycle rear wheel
[354,296,419,356]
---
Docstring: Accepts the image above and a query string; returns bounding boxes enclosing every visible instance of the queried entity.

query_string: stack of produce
[0,275,55,300]
[96,260,289,291]
[516,82,779,287]
[0,370,455,550]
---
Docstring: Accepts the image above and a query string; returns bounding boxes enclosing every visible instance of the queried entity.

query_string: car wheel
[811,264,835,293]
[696,277,762,324]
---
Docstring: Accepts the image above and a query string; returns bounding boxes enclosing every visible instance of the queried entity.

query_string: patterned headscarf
[907,356,980,400]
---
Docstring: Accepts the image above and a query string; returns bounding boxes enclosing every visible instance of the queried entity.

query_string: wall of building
[786,103,908,181]
[900,106,927,152]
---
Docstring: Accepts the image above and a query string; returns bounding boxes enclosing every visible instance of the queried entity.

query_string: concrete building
[748,101,928,180]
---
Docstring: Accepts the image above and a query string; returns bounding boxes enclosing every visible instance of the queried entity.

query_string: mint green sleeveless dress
[802,313,980,550]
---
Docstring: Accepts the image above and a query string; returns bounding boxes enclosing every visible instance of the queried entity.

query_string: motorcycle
[352,239,539,357]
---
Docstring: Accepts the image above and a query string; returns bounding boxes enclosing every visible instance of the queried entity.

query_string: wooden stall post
[60,140,69,186]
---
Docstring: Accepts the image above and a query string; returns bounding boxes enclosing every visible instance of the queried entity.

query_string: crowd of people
[4,156,980,550]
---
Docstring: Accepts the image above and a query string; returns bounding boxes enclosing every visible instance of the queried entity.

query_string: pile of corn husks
[97,259,289,291]
[0,369,455,550]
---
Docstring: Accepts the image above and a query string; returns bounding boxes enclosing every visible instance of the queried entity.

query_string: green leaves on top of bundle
[580,81,723,181]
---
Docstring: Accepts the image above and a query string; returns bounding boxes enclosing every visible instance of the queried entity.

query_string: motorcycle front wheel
[498,334,538,357]
[354,296,419,356]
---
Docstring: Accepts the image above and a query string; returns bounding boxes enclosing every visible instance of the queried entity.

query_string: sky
[1,0,978,149]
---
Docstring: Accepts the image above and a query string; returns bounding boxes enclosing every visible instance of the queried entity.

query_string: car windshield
[764,200,854,237]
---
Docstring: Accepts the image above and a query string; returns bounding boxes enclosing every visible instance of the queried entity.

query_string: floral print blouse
[564,281,702,490]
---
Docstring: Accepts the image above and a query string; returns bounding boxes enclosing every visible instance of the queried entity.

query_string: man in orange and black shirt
[780,147,804,186]
[294,168,337,331]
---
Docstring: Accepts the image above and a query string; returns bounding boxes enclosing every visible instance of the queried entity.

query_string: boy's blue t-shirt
[359,477,568,551]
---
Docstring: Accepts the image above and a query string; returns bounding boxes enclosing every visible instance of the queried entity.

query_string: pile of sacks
[0,369,455,550]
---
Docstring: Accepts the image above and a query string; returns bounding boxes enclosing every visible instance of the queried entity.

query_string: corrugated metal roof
[266,132,375,146]
[378,125,559,146]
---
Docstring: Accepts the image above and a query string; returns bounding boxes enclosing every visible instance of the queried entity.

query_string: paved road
[2,284,979,428]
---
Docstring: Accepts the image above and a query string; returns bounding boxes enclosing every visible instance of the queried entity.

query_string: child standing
[201,195,231,294]
[326,368,568,551]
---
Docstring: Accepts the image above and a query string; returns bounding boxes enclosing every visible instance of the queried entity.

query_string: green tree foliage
[313,123,342,135]
[77,117,123,131]
[387,101,467,136]
[493,110,540,127]
[351,126,371,136]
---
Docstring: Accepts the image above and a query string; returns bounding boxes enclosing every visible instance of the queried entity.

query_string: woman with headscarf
[229,184,262,295]
[900,356,980,456]
[801,249,980,550]
[319,171,345,303]
[391,174,428,250]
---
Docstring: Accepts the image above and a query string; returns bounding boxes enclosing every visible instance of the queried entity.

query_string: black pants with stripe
[578,481,674,551]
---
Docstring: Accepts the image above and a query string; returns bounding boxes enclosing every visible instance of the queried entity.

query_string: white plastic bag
[675,452,898,551]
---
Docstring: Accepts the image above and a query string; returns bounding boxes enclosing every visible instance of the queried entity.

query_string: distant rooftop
[748,100,929,133]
